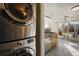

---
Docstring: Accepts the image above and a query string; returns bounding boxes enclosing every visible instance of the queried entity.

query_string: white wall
[44,16,52,29]
[44,16,58,33]
[51,22,59,33]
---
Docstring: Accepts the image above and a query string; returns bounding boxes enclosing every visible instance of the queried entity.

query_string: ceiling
[44,3,79,22]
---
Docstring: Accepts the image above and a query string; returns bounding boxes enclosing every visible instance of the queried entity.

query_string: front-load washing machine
[0,3,36,56]
[0,37,36,56]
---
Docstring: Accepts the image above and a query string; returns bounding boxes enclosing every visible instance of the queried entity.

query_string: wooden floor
[45,38,79,56]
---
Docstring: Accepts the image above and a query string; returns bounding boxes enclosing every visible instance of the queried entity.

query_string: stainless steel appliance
[0,37,35,56]
[0,3,36,56]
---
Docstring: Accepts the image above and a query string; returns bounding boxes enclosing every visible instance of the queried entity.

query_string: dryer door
[4,3,33,25]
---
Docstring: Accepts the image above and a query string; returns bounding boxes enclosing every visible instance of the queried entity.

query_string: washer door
[4,3,33,23]
[10,47,35,56]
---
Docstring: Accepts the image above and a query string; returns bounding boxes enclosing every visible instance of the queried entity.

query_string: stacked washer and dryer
[0,3,36,56]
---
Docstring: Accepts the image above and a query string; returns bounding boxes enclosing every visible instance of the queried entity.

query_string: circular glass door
[10,47,35,56]
[4,3,33,23]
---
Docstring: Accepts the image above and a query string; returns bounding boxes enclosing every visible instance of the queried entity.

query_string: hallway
[45,39,79,56]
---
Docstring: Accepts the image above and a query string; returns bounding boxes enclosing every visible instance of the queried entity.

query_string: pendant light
[71,5,79,11]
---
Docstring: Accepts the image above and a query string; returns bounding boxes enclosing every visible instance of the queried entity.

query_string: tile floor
[45,38,79,56]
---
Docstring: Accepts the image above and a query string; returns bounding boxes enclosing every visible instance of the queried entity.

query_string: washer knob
[17,41,23,46]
